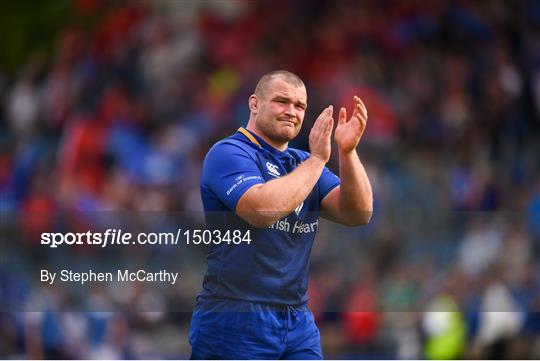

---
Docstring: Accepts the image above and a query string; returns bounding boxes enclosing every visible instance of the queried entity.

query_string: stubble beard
[262,120,300,144]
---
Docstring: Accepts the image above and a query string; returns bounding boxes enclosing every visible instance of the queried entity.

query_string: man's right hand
[309,106,334,163]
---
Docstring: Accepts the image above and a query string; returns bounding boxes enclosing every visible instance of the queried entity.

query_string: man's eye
[277,100,286,104]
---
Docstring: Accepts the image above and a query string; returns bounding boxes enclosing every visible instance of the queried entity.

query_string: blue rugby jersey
[199,127,340,305]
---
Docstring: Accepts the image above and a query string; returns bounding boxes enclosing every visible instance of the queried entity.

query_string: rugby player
[190,70,372,359]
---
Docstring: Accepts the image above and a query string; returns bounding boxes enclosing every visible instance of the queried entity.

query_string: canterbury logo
[266,162,280,177]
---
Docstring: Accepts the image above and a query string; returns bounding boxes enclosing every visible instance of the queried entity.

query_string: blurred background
[1,0,540,358]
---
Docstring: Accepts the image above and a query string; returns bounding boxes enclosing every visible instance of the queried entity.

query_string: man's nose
[284,103,295,117]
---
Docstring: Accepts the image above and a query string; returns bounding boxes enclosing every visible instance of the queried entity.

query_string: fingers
[327,105,333,123]
[309,105,334,163]
[352,96,368,125]
[321,106,333,139]
[314,105,333,132]
[326,105,333,123]
[338,107,346,126]
[310,105,334,140]
[354,95,367,115]
[324,116,334,138]
[354,104,363,121]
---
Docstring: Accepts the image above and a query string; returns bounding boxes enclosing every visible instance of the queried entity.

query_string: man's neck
[246,124,288,152]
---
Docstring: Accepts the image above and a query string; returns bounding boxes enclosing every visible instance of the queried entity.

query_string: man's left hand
[334,96,368,153]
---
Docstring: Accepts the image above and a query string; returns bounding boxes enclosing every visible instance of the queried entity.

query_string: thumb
[338,107,346,125]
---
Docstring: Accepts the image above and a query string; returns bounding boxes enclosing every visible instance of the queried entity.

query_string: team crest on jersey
[266,162,280,177]
[294,202,304,216]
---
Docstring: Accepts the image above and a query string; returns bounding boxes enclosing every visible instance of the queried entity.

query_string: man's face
[252,78,307,144]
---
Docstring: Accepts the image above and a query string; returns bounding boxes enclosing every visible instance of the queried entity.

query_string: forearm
[236,156,326,227]
[338,149,373,224]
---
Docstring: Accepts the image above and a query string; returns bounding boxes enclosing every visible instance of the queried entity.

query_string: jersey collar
[237,127,291,158]
[237,127,262,148]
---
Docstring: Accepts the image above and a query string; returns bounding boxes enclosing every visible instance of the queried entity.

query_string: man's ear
[249,95,258,114]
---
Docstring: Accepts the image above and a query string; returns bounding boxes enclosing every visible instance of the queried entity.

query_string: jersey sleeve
[202,142,265,210]
[318,166,340,202]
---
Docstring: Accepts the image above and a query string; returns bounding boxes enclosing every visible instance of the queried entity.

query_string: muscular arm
[321,149,373,226]
[321,96,373,226]
[236,106,334,227]
[236,156,326,227]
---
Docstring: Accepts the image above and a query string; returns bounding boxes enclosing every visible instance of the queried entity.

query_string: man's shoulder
[205,133,260,162]
[209,133,255,153]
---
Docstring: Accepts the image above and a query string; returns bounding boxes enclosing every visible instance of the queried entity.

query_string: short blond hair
[254,70,305,98]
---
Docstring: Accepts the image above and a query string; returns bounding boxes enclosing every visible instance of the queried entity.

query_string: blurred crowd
[1,0,540,358]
